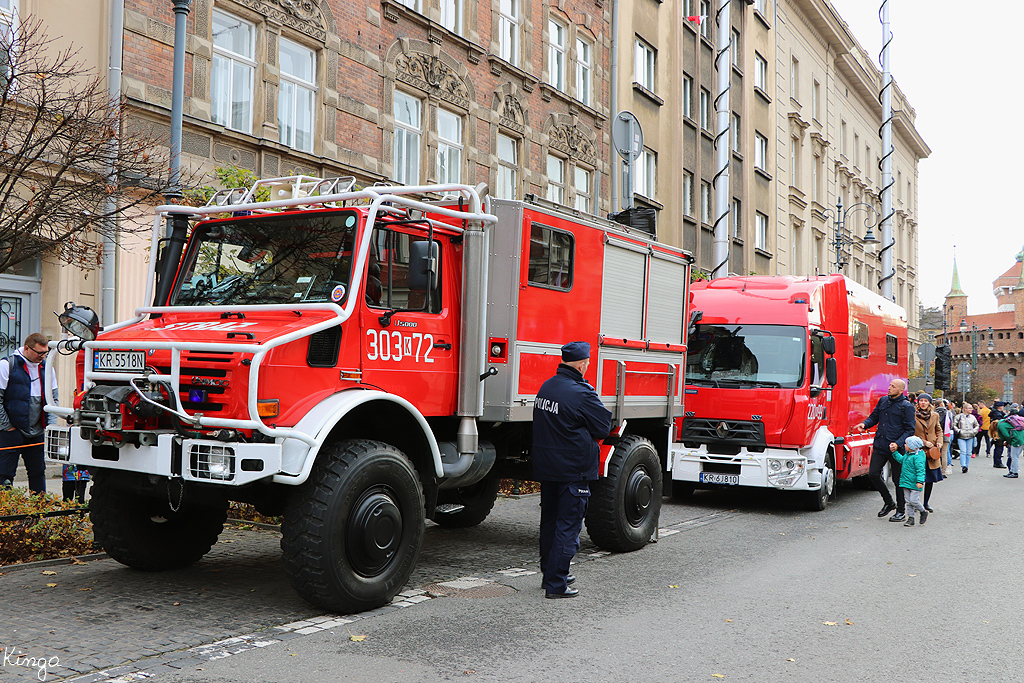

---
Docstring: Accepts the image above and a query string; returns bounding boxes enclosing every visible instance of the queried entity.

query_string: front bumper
[45,425,282,486]
[670,444,820,491]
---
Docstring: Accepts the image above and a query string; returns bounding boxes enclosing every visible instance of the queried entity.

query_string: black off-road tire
[804,452,836,511]
[89,471,227,571]
[281,439,425,614]
[585,435,663,552]
[430,474,501,528]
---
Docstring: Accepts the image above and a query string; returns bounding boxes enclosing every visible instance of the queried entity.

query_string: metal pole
[101,0,125,327]
[878,0,894,300]
[610,0,619,214]
[167,0,191,203]
[833,199,843,271]
[711,0,731,279]
[971,325,978,370]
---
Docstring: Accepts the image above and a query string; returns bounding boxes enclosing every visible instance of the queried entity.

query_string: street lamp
[959,320,994,370]
[823,198,880,272]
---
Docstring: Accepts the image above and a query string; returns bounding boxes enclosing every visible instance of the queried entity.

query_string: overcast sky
[825,0,1023,315]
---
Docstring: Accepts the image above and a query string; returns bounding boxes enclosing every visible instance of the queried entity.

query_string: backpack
[1009,415,1024,431]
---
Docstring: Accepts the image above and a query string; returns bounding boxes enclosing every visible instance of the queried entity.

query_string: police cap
[561,341,591,362]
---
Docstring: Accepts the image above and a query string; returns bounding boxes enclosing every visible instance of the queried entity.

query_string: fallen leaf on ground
[725,619,733,622]
[669,585,678,588]
[45,583,57,587]
[822,621,838,626]
[42,570,57,576]
[786,658,795,662]
[907,574,917,577]
[350,635,367,642]
[846,619,854,625]
[712,675,725,679]
[173,602,180,606]
[79,588,92,591]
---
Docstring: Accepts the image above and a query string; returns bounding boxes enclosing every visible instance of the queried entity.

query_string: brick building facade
[938,251,1024,403]
[122,0,611,214]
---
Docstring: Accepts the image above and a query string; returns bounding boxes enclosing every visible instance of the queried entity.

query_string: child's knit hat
[905,436,924,452]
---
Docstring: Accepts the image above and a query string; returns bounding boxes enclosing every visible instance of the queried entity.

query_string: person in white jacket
[954,403,980,474]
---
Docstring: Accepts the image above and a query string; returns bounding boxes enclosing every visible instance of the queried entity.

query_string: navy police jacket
[532,364,613,482]
[861,393,915,451]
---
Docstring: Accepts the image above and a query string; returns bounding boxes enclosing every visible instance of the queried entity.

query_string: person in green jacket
[996,410,1024,478]
[892,436,928,526]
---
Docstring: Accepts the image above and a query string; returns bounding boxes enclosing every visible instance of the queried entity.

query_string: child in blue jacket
[893,436,928,526]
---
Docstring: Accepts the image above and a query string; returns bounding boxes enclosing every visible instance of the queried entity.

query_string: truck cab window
[368,227,442,313]
[171,211,359,306]
[685,324,807,389]
[809,334,825,386]
[527,223,573,290]
[852,319,869,358]
[885,333,898,364]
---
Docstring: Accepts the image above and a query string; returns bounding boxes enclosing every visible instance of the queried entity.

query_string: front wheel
[585,435,662,552]
[803,453,836,511]
[90,471,227,571]
[281,440,425,614]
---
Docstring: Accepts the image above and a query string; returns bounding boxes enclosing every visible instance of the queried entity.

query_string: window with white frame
[790,55,799,101]
[548,19,566,92]
[440,0,461,34]
[211,10,255,132]
[732,199,741,238]
[547,154,565,204]
[635,39,655,92]
[731,113,740,153]
[731,29,740,67]
[755,0,767,13]
[682,0,692,14]
[682,171,693,217]
[682,74,692,119]
[790,136,800,186]
[813,153,822,202]
[840,120,847,157]
[278,37,316,153]
[498,0,520,65]
[701,181,711,224]
[755,132,768,171]
[0,0,13,89]
[854,132,860,167]
[574,166,592,213]
[496,133,518,200]
[575,37,592,104]
[393,91,421,185]
[812,80,820,120]
[755,211,768,250]
[634,148,656,198]
[700,1,711,39]
[397,0,421,11]
[437,109,462,184]
[754,53,767,90]
[700,88,710,129]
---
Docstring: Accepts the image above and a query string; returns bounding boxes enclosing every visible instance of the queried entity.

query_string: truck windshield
[686,324,807,388]
[170,210,361,306]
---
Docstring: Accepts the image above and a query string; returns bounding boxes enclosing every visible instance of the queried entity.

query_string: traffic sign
[957,361,972,393]
[917,342,935,363]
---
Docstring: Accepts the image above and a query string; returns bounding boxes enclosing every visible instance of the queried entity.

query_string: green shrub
[0,488,92,565]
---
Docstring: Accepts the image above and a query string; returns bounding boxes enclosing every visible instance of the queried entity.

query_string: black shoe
[924,505,934,513]
[878,503,896,518]
[541,574,575,588]
[962,467,968,473]
[904,517,915,527]
[545,587,579,599]
[889,512,907,522]
[919,511,928,525]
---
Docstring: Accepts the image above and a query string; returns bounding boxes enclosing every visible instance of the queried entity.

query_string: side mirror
[825,357,838,387]
[822,335,836,356]
[687,309,703,334]
[408,240,438,291]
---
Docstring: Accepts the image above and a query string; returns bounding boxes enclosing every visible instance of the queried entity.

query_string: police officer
[853,377,915,522]
[532,341,613,599]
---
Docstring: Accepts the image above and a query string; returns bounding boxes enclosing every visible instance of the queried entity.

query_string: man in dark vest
[0,333,58,493]
[532,341,613,599]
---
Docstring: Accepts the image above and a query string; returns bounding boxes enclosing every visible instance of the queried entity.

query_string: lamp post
[959,319,995,371]
[824,198,880,273]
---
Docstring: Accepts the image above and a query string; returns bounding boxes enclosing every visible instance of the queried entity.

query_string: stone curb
[0,552,108,573]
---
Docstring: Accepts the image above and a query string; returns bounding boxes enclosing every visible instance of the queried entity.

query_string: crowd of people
[857,382,1024,528]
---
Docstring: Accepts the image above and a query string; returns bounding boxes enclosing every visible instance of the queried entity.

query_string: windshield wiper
[685,377,720,387]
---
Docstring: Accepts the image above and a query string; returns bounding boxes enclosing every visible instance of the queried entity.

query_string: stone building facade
[938,252,1024,403]
[121,0,611,214]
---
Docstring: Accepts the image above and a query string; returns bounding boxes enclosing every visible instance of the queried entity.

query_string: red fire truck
[671,274,908,510]
[44,177,692,613]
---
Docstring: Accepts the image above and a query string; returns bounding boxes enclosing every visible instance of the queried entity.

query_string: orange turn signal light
[257,399,279,418]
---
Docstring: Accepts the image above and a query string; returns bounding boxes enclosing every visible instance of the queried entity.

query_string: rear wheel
[90,471,227,571]
[585,435,662,552]
[431,474,501,528]
[281,440,425,614]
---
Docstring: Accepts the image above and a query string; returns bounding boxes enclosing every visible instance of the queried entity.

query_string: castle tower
[944,256,969,329]
[1016,246,1024,329]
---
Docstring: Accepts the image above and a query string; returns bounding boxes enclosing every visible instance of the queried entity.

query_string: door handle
[433,342,452,350]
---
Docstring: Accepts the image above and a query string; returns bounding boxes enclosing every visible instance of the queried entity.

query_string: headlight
[207,453,233,480]
[767,457,805,488]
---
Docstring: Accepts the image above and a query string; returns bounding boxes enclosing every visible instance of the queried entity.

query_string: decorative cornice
[548,123,596,164]
[395,52,470,109]
[235,0,327,42]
